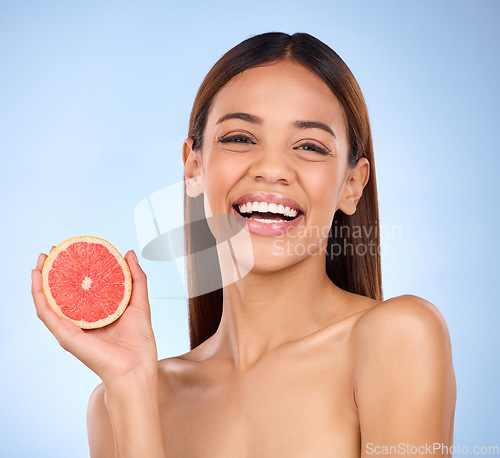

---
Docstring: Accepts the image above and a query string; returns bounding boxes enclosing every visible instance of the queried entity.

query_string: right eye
[217,134,256,144]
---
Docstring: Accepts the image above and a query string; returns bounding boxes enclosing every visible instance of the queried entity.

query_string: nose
[248,146,296,185]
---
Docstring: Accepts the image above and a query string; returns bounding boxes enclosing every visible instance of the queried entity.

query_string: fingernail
[132,250,139,265]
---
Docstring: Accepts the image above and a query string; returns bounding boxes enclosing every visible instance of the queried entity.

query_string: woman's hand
[31,249,158,386]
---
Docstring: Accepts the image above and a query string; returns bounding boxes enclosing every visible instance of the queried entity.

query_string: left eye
[296,143,330,156]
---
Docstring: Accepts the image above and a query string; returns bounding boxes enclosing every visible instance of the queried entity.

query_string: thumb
[124,250,149,310]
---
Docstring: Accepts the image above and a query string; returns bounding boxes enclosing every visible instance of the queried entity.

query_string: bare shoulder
[158,356,185,384]
[87,383,115,458]
[350,295,456,444]
[158,351,199,373]
[158,333,218,371]
[157,337,231,392]
[352,294,452,350]
[351,293,456,404]
[157,352,202,392]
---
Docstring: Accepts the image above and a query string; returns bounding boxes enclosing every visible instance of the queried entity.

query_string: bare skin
[86,290,456,457]
[154,292,456,457]
[34,60,456,457]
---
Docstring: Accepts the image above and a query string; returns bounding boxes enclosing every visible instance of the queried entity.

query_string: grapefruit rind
[41,236,132,329]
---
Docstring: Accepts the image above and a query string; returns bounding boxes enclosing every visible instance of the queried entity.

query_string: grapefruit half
[41,236,132,329]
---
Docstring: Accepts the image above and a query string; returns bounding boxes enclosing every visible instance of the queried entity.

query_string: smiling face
[183,59,369,273]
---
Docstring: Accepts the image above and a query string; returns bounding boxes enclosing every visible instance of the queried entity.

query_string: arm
[32,250,167,458]
[353,295,456,457]
[88,376,165,458]
[87,384,115,457]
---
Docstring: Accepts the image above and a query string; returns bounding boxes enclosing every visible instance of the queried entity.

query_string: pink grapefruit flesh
[41,236,132,329]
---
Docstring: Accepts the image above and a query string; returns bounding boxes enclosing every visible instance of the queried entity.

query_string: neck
[206,250,345,372]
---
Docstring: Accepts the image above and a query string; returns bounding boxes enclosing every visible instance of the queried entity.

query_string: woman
[32,32,456,457]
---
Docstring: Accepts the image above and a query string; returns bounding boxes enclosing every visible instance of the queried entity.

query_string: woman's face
[184,59,369,273]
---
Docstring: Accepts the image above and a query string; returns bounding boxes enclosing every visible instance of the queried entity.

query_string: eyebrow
[216,112,336,139]
[216,112,263,125]
[293,120,336,139]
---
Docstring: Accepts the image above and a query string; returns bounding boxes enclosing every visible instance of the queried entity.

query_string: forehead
[207,60,347,134]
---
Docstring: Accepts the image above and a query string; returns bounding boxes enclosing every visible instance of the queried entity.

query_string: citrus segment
[41,236,132,329]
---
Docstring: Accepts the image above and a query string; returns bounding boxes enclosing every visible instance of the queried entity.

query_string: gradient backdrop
[1,0,499,456]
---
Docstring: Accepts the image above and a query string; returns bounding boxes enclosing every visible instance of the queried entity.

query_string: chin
[245,245,307,274]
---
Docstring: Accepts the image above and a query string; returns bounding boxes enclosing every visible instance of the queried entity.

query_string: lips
[231,206,304,236]
[230,192,304,237]
[232,192,304,213]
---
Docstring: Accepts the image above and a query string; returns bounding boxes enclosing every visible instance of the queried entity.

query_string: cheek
[202,153,248,211]
[301,167,343,223]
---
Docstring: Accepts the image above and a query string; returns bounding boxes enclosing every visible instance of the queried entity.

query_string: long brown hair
[184,32,383,350]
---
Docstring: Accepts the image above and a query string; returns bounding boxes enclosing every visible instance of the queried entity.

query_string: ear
[183,137,204,198]
[338,158,370,216]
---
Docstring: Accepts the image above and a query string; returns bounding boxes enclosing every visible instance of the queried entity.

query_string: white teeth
[237,201,300,217]
[258,202,268,213]
[252,218,287,223]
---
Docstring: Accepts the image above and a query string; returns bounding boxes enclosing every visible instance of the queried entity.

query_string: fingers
[31,257,109,370]
[31,247,156,380]
[35,252,46,271]
[31,252,82,349]
[35,246,55,270]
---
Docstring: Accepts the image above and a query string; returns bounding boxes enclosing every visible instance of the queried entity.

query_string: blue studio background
[1,0,499,456]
